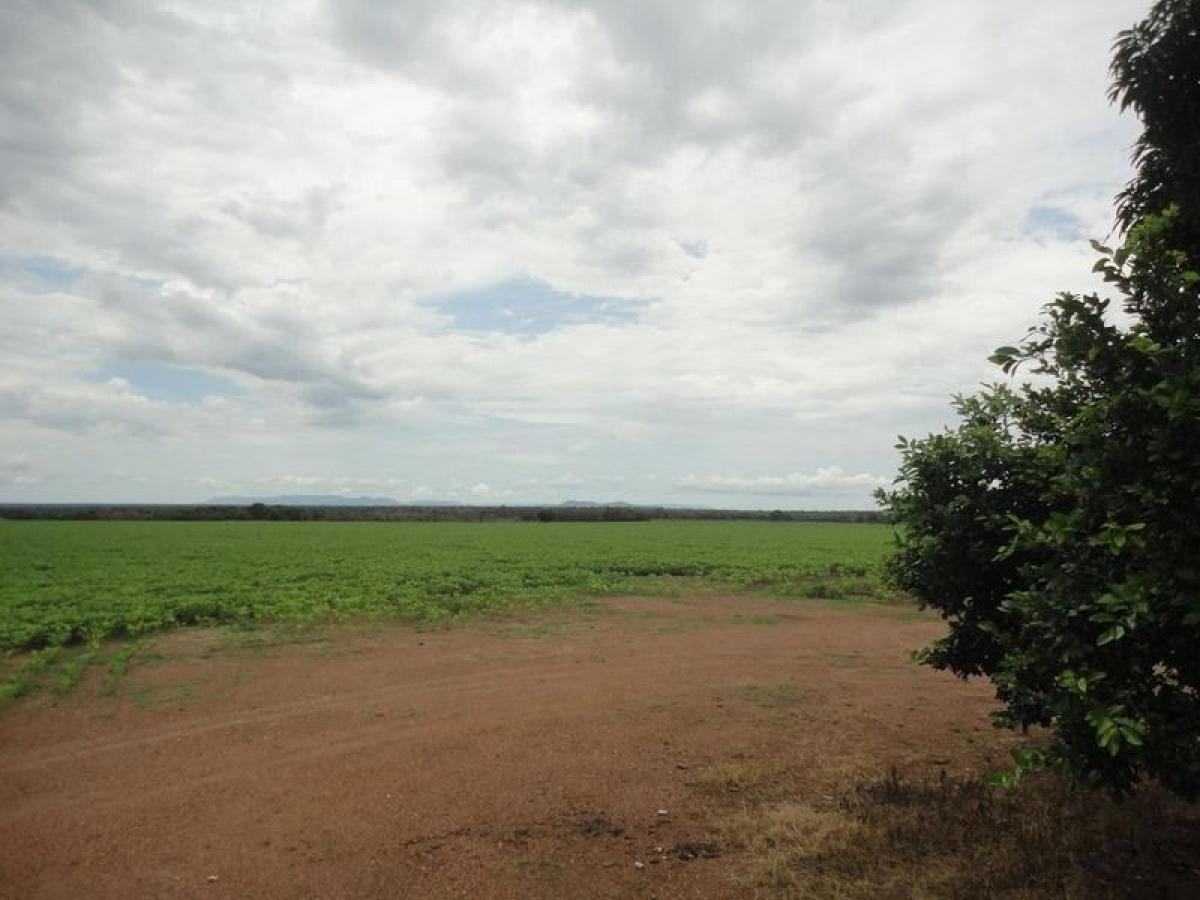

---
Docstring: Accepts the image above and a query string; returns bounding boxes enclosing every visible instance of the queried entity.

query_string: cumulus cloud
[676,467,888,498]
[0,375,173,437]
[0,0,1147,505]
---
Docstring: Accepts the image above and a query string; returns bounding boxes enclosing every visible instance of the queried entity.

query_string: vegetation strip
[0,520,893,654]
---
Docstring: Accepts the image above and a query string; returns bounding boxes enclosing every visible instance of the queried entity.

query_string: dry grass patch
[693,758,782,795]
[718,802,866,893]
[714,770,1200,899]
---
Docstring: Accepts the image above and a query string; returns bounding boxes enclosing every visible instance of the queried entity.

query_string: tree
[878,0,1200,800]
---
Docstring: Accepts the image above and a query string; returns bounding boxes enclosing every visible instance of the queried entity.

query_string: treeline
[0,503,886,524]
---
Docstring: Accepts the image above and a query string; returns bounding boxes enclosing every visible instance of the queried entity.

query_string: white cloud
[676,467,889,499]
[0,0,1147,506]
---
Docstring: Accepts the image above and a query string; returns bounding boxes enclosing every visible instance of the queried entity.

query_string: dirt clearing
[1,593,1193,899]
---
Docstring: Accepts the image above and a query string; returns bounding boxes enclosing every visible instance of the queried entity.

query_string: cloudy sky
[1,0,1147,507]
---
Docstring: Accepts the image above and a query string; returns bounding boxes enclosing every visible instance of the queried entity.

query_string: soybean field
[0,520,894,651]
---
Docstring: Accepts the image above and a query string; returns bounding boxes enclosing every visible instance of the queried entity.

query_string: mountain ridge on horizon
[203,495,715,509]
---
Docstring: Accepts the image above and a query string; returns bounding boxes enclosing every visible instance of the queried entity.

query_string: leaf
[988,346,1020,368]
[1121,727,1144,747]
[1128,335,1160,354]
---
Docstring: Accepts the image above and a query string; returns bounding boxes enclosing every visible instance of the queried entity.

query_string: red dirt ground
[0,594,1003,899]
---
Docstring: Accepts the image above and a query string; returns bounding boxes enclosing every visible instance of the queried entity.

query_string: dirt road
[0,594,999,899]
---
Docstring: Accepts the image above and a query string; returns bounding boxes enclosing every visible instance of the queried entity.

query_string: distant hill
[207,494,400,506]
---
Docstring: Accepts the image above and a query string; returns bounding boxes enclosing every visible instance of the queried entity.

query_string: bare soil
[0,594,1018,899]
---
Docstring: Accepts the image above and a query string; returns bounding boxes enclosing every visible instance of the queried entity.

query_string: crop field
[0,520,893,652]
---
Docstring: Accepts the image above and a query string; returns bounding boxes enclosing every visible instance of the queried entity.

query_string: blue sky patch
[94,364,240,404]
[1,255,83,292]
[1023,205,1086,241]
[427,276,645,336]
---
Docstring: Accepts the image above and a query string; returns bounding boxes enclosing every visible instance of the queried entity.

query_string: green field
[0,520,894,652]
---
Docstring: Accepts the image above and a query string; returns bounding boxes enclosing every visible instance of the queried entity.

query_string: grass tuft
[694,759,781,795]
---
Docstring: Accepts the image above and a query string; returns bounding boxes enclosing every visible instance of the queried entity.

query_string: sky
[0,0,1148,508]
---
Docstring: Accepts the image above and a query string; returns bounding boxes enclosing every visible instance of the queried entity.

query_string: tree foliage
[1110,0,1200,253]
[878,0,1200,800]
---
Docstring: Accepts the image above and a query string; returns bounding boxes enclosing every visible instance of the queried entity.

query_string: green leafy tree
[878,0,1200,800]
